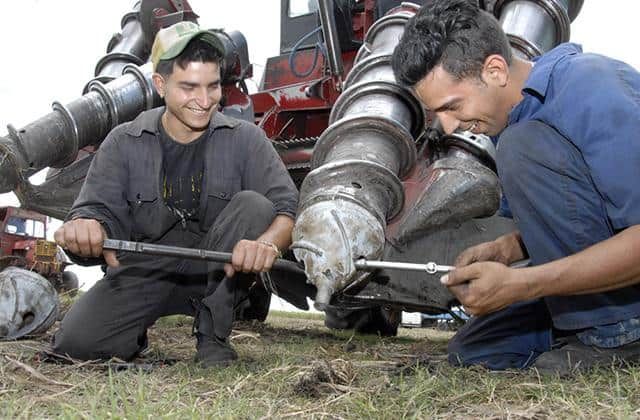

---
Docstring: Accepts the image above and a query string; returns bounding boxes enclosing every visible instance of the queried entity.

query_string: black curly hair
[391,0,512,87]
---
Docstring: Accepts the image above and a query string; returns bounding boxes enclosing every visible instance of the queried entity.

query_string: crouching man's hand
[224,239,281,278]
[455,231,527,267]
[441,262,532,316]
[54,218,119,267]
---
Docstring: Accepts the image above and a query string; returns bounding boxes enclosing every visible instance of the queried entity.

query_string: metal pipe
[0,63,160,194]
[492,0,584,59]
[87,6,147,89]
[317,0,344,78]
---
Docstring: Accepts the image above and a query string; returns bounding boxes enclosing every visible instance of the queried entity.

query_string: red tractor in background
[0,206,78,294]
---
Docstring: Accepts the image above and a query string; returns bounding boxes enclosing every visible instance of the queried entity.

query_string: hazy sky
[0,0,638,292]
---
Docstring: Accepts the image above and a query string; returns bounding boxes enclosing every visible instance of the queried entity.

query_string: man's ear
[152,73,166,98]
[482,54,509,87]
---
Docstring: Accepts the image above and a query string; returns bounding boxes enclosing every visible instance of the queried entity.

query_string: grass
[2,311,640,419]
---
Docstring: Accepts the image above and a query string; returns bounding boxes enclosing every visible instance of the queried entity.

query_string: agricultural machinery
[0,0,584,334]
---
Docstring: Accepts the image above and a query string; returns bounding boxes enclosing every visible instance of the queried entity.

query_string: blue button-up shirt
[508,43,640,231]
[507,43,640,344]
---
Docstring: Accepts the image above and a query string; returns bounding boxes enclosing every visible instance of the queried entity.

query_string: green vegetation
[1,312,639,418]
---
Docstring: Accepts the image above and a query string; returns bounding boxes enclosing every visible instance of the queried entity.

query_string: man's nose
[437,113,460,135]
[195,89,212,107]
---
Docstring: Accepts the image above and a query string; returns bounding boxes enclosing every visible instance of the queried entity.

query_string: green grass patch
[2,312,639,418]
[268,309,325,321]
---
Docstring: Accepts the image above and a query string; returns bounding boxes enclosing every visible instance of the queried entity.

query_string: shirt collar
[508,43,582,125]
[521,42,583,99]
[124,107,240,137]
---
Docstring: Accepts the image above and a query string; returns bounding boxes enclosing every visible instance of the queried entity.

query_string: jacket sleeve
[65,127,132,265]
[239,123,298,219]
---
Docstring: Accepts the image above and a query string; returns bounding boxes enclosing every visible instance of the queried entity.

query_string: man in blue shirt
[392,0,640,374]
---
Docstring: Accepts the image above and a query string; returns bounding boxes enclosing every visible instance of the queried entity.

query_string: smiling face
[152,61,222,143]
[414,56,515,137]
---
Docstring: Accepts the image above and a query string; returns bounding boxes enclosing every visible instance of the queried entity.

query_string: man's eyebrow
[431,98,461,113]
[177,79,221,87]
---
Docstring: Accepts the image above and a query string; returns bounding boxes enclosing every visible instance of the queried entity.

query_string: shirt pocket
[126,183,161,241]
[200,179,242,231]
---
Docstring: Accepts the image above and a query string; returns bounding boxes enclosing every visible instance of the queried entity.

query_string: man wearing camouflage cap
[52,21,305,367]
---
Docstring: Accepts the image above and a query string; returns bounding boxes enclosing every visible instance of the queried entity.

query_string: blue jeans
[449,121,640,369]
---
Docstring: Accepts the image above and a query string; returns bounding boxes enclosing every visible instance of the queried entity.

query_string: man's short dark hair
[391,0,512,87]
[156,38,224,76]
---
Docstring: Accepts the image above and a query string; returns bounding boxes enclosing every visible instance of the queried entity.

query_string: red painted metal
[226,2,404,181]
[0,206,66,279]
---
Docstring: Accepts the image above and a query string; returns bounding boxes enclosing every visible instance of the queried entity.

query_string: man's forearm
[256,214,295,252]
[522,225,640,298]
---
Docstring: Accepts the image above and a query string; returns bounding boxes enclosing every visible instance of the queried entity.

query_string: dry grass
[1,312,640,418]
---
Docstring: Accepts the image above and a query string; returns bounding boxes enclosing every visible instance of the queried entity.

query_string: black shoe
[194,333,238,368]
[191,299,238,367]
[532,336,640,376]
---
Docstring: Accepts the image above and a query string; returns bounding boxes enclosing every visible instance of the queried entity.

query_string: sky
[0,0,639,294]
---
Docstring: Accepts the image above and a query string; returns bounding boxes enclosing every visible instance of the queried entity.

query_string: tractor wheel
[61,271,79,296]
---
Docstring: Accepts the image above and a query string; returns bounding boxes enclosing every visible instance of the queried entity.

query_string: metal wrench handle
[354,259,455,274]
[354,259,530,274]
[102,239,306,274]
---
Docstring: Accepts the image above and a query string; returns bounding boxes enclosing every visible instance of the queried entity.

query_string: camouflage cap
[150,21,224,71]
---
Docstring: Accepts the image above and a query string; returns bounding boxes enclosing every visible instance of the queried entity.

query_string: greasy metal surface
[344,53,396,88]
[13,154,94,220]
[329,81,425,138]
[291,199,385,309]
[0,267,59,340]
[442,131,498,171]
[311,115,417,178]
[299,159,405,224]
[353,3,419,62]
[342,216,518,313]
[360,12,414,57]
[389,155,502,245]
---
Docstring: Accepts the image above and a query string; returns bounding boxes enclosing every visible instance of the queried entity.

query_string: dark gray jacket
[68,108,298,260]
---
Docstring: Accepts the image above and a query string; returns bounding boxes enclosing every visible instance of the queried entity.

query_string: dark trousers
[448,120,640,369]
[53,191,281,361]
